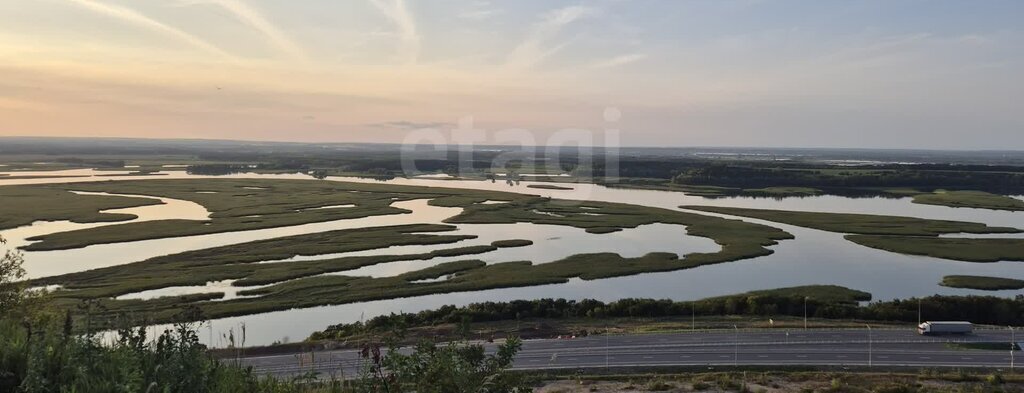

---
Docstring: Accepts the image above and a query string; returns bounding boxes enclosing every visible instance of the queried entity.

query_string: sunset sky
[1,0,1022,149]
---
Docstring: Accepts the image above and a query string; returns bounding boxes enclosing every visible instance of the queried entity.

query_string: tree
[0,235,27,314]
[357,337,531,393]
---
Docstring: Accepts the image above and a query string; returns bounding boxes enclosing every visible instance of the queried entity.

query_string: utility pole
[804,296,809,330]
[917,298,922,326]
[691,304,695,332]
[866,324,872,368]
[733,325,739,367]
[1011,326,1016,372]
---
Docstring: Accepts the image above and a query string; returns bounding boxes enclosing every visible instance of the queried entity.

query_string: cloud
[369,0,420,64]
[191,0,307,61]
[64,0,232,58]
[506,5,596,69]
[368,120,452,130]
[591,53,647,69]
[458,1,503,20]
[459,9,502,20]
[0,97,50,112]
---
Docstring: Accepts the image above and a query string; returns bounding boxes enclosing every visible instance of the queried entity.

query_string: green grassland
[682,205,1024,262]
[56,225,789,327]
[682,205,1020,236]
[607,182,826,198]
[0,174,95,181]
[940,275,1024,290]
[912,190,1024,211]
[34,224,485,297]
[525,184,574,190]
[0,162,85,172]
[0,186,164,230]
[18,179,534,251]
[490,239,533,247]
[394,260,487,282]
[847,236,1024,262]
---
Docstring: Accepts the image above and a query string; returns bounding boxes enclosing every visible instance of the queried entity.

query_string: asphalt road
[234,328,1022,378]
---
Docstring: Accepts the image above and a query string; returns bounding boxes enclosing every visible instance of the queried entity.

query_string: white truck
[918,321,973,335]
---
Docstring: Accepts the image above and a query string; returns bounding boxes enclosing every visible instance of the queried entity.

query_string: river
[2,169,1022,346]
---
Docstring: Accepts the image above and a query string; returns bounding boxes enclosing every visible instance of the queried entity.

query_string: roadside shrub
[872,383,918,393]
[986,373,1005,385]
[644,378,674,391]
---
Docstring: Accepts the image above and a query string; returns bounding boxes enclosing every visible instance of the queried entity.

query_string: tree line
[312,294,1024,340]
[673,164,1024,193]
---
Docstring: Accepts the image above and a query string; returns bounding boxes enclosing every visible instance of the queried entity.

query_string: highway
[233,328,1021,378]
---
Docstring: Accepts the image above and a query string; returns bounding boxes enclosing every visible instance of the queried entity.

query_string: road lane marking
[643,356,654,360]
[757,355,769,358]
[796,355,807,358]
[919,356,932,360]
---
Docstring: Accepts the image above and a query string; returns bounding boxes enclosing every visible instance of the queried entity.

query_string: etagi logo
[399,108,622,200]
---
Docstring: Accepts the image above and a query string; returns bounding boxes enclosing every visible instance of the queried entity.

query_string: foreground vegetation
[7,232,1024,391]
[1,235,532,393]
[941,275,1024,290]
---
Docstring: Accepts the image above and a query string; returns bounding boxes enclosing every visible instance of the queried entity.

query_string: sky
[1,0,1022,149]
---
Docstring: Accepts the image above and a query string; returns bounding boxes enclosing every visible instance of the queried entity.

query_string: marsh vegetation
[11,178,792,329]
[940,275,1024,290]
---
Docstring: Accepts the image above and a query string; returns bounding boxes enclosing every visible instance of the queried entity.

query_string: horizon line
[1,135,1023,154]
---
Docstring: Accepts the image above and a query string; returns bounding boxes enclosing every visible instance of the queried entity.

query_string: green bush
[986,373,1005,386]
[644,378,674,391]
